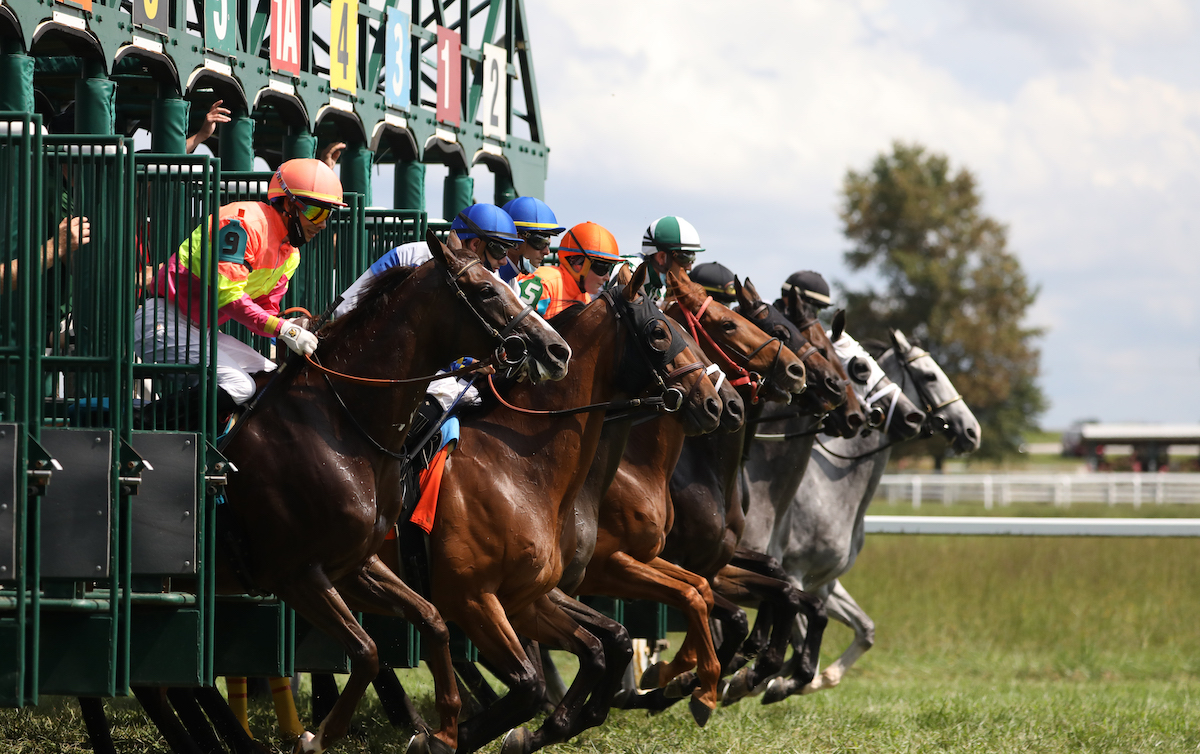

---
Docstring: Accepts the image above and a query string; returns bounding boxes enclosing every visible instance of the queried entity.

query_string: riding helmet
[451,203,521,245]
[268,158,348,208]
[502,197,566,235]
[781,270,833,309]
[641,216,705,258]
[690,262,737,304]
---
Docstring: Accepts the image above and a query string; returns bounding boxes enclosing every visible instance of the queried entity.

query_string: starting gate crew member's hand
[331,203,522,411]
[522,221,620,319]
[135,158,345,405]
[497,197,566,291]
[612,215,706,307]
[185,99,232,154]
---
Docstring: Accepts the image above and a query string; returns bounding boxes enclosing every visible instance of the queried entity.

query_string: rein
[675,295,768,404]
[304,351,494,385]
[813,434,899,460]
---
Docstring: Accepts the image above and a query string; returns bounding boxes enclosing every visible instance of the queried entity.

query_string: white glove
[278,321,319,356]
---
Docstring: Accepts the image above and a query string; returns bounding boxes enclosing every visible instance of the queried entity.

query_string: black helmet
[691,262,737,304]
[782,270,832,309]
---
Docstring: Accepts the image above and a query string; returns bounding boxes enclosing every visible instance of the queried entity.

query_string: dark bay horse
[422,264,722,754]
[219,231,571,754]
[569,269,808,723]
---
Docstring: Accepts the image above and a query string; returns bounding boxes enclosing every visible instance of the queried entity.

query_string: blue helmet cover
[502,196,566,235]
[451,203,520,244]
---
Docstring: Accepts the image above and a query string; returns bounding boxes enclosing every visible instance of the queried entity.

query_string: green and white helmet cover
[641,215,705,256]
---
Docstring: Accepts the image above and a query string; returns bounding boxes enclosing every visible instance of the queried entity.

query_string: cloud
[522,0,1200,426]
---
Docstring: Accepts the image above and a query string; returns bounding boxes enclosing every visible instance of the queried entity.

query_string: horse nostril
[547,343,571,365]
[705,397,721,419]
[906,412,924,428]
[824,376,841,394]
[728,399,744,418]
[786,363,804,381]
[966,426,977,439]
[846,412,864,429]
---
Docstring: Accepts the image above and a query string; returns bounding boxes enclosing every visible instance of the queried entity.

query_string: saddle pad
[409,447,449,534]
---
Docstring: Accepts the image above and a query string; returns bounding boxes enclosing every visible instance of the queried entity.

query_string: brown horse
[219,231,571,754]
[568,268,808,724]
[422,264,721,754]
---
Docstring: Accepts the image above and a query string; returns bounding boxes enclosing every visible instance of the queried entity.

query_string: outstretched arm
[186,100,232,154]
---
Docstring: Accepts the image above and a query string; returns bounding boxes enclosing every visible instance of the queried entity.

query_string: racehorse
[749,328,977,702]
[219,230,571,754]
[568,268,809,723]
[418,264,722,754]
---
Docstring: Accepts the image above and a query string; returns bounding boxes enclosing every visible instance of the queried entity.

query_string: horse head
[830,330,925,440]
[665,267,806,405]
[883,329,981,453]
[614,263,723,435]
[429,230,571,382]
[734,276,847,417]
[779,288,866,438]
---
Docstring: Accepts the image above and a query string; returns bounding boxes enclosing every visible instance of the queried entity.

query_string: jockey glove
[278,321,319,356]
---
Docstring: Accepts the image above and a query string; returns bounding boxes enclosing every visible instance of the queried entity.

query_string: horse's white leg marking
[803,580,873,694]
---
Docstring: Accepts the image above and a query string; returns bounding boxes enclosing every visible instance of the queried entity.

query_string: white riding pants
[133,298,276,405]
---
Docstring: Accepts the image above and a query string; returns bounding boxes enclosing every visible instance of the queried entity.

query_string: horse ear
[446,230,464,250]
[741,277,762,304]
[831,309,846,342]
[626,262,649,302]
[786,287,801,317]
[891,328,911,352]
[426,228,450,266]
[734,276,749,307]
[615,262,633,286]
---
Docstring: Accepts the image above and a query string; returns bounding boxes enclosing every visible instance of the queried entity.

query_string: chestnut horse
[568,268,808,724]
[219,231,571,754]
[423,264,722,754]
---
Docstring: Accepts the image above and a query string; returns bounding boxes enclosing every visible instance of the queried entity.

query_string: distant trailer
[1061,422,1200,471]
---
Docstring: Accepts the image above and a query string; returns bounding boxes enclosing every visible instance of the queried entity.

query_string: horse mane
[322,264,417,338]
[861,338,890,359]
[547,301,587,330]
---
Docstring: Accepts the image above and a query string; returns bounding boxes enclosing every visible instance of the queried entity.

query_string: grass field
[3,536,1198,753]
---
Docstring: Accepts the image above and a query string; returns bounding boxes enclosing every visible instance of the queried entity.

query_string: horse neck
[751,402,819,516]
[317,266,484,449]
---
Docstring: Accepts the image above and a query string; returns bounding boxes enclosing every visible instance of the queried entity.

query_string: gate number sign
[205,0,238,54]
[134,0,167,32]
[384,8,411,110]
[481,43,507,142]
[436,26,461,127]
[270,0,301,76]
[330,0,358,94]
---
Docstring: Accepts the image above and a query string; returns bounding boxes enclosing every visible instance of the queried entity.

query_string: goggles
[521,232,552,250]
[484,239,513,261]
[671,249,696,265]
[568,255,614,276]
[293,198,332,226]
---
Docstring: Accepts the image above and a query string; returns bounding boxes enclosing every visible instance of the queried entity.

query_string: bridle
[673,295,775,404]
[486,288,705,417]
[889,344,962,437]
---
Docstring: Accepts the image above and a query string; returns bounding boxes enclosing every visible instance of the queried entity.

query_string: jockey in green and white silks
[610,215,706,307]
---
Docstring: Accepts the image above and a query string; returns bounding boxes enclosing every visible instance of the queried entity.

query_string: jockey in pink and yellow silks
[134,158,345,407]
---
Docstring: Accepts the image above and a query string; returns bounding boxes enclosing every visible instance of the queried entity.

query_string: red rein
[678,296,760,404]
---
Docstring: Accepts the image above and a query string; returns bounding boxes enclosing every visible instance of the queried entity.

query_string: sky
[484,0,1200,430]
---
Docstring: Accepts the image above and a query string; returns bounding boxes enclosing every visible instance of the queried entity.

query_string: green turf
[3,537,1198,752]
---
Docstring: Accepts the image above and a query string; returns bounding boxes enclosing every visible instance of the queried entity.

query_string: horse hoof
[500,727,532,754]
[688,695,716,727]
[406,732,455,754]
[762,677,789,705]
[722,672,748,706]
[638,661,667,690]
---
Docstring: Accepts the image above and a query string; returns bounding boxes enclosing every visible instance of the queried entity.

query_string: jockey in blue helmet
[499,196,566,288]
[450,202,522,272]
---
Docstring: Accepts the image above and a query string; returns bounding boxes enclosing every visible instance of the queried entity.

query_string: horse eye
[721,320,737,333]
[773,326,790,342]
[479,285,498,298]
[653,325,668,340]
[925,373,938,382]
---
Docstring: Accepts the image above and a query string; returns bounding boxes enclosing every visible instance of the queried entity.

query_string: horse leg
[449,595,544,754]
[546,589,633,736]
[273,567,385,754]
[584,554,721,722]
[660,593,746,702]
[501,593,609,754]
[713,564,825,705]
[800,579,869,695]
[331,556,460,753]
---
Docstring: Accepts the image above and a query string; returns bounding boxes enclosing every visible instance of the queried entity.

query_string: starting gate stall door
[126,155,222,687]
[0,113,45,708]
[35,135,142,698]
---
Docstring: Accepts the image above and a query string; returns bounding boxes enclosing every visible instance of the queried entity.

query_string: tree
[838,141,1046,462]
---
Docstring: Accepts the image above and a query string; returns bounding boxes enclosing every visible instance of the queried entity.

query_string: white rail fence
[874,473,1200,509]
[863,515,1200,536]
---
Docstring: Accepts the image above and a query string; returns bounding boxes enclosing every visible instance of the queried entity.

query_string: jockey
[775,269,833,315]
[690,261,738,305]
[613,215,705,305]
[134,158,344,408]
[334,203,521,412]
[522,221,620,318]
[334,203,520,318]
[498,196,565,290]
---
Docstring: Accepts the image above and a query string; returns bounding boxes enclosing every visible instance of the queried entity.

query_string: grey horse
[748,328,981,701]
